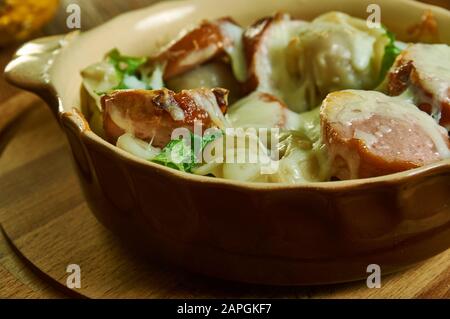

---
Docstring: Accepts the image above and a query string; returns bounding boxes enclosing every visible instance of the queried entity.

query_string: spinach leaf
[105,49,149,91]
[152,131,222,173]
[107,49,147,75]
[379,29,402,82]
[201,131,221,149]
[152,138,195,172]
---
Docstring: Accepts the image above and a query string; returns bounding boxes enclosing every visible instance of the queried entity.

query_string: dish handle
[4,32,79,116]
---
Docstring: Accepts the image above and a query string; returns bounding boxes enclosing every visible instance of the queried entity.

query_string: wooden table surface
[0,0,449,299]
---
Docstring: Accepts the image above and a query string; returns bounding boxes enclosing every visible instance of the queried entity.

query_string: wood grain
[0,0,162,299]
[0,229,63,299]
[0,0,449,299]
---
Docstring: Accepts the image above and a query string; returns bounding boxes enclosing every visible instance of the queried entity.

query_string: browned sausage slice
[387,43,450,129]
[101,88,229,147]
[155,18,242,80]
[243,13,305,93]
[321,90,450,180]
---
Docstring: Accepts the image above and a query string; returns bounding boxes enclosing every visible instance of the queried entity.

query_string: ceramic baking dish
[5,0,450,285]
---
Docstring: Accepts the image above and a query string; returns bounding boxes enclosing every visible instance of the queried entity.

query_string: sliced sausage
[243,13,306,93]
[101,88,229,147]
[155,17,242,80]
[387,43,450,129]
[321,90,450,180]
[166,62,242,103]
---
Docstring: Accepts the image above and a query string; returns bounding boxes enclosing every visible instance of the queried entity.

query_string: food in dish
[386,43,450,129]
[245,12,389,112]
[80,11,450,183]
[101,88,228,147]
[321,90,450,179]
[155,17,246,81]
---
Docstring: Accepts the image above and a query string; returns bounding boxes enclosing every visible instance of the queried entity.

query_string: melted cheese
[189,90,229,129]
[219,20,248,82]
[253,16,308,111]
[81,61,121,110]
[284,13,387,112]
[270,107,331,183]
[166,103,185,122]
[226,91,300,130]
[401,43,450,121]
[82,12,450,185]
[323,90,450,159]
[270,142,330,183]
[255,12,388,113]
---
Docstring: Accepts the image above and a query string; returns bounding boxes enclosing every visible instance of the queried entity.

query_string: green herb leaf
[152,131,222,173]
[379,29,402,82]
[152,138,195,172]
[202,131,222,148]
[107,49,147,75]
[103,49,151,91]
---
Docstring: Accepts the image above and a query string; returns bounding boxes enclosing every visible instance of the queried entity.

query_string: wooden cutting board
[0,0,449,299]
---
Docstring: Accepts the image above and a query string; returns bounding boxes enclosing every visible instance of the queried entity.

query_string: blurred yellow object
[0,0,59,47]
